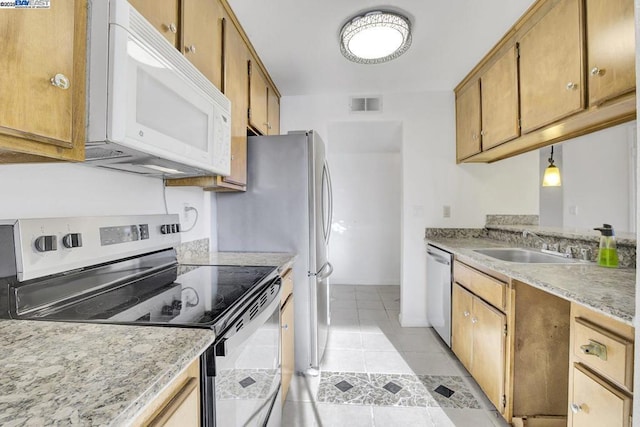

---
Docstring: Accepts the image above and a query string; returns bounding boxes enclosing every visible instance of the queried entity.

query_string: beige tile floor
[282,285,510,426]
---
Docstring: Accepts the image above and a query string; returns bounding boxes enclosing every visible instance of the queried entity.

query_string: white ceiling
[227,0,537,96]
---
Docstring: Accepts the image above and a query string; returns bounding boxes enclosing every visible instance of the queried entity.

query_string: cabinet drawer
[570,363,632,427]
[454,261,506,310]
[281,269,293,306]
[573,317,633,390]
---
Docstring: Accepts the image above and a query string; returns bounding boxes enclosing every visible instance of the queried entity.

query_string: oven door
[203,282,281,426]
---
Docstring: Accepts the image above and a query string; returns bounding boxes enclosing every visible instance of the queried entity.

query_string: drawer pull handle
[463,311,470,318]
[580,339,607,361]
[471,317,478,324]
[570,403,582,414]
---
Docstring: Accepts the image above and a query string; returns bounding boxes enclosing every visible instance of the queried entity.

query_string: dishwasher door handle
[427,251,451,266]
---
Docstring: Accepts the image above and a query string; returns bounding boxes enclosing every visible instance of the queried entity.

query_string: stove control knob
[161,305,174,315]
[62,233,83,248]
[175,223,181,232]
[171,299,182,311]
[160,224,169,234]
[34,235,57,252]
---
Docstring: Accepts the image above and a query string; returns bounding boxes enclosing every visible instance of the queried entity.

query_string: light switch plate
[443,205,451,218]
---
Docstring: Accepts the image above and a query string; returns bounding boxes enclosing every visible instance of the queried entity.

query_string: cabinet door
[182,0,224,89]
[471,297,506,414]
[129,0,180,48]
[519,0,584,133]
[249,61,269,135]
[267,87,280,135]
[586,0,635,106]
[148,378,200,427]
[281,295,295,404]
[222,16,249,187]
[452,283,474,371]
[480,46,520,150]
[570,364,632,427]
[0,1,78,148]
[455,80,482,161]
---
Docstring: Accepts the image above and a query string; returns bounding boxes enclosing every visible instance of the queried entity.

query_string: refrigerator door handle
[317,262,334,280]
[323,161,334,245]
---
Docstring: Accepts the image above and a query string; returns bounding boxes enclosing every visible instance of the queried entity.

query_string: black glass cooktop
[23,265,278,330]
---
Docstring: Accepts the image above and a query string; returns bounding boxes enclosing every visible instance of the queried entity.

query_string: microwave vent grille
[128,6,231,114]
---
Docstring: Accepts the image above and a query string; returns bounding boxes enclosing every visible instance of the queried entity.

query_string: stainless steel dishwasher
[426,244,453,347]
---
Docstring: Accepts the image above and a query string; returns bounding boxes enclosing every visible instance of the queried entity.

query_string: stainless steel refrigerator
[216,130,333,374]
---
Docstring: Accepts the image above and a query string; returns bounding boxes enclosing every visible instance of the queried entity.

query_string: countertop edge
[113,331,215,426]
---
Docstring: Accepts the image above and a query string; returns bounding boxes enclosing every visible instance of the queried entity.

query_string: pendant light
[542,146,561,187]
[340,10,412,64]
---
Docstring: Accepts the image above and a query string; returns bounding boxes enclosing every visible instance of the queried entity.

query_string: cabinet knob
[590,67,602,76]
[186,45,196,54]
[167,23,177,33]
[570,403,582,414]
[480,130,486,136]
[282,324,289,330]
[463,311,470,317]
[50,73,70,90]
[566,82,578,90]
[471,317,478,324]
[472,133,478,141]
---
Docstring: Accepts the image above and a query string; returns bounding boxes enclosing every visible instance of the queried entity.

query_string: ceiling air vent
[349,96,382,113]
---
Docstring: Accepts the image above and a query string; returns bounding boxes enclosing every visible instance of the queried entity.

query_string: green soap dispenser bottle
[593,224,619,268]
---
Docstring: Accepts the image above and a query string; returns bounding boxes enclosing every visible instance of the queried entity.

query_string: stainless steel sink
[474,248,581,264]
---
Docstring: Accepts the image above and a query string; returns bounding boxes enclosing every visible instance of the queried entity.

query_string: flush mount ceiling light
[340,10,412,64]
[542,146,561,187]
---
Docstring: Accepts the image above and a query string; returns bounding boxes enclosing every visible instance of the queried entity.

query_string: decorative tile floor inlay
[216,368,276,400]
[434,384,455,398]
[239,376,256,388]
[335,380,354,393]
[382,381,402,394]
[317,371,481,409]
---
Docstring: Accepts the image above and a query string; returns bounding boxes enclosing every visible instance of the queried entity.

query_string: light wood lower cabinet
[280,269,294,404]
[453,260,572,424]
[568,303,634,427]
[452,282,506,413]
[133,357,200,427]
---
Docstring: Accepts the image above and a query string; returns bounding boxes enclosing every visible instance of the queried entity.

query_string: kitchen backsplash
[176,238,210,262]
[485,214,539,226]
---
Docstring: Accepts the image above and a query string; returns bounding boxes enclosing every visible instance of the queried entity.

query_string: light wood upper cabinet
[455,80,482,162]
[249,60,269,135]
[519,0,584,133]
[267,87,281,136]
[129,0,180,48]
[586,0,635,106]
[480,45,520,150]
[182,0,224,89]
[223,16,250,187]
[0,0,86,162]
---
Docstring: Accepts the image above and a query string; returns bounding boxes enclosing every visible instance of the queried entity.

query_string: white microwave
[85,0,231,178]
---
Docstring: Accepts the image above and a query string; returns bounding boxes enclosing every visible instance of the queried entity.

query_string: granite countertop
[180,251,297,274]
[0,319,214,426]
[485,224,637,246]
[426,237,635,325]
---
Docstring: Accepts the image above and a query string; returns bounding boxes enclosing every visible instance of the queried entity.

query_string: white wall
[0,163,212,244]
[327,121,402,286]
[281,91,539,326]
[562,123,636,232]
